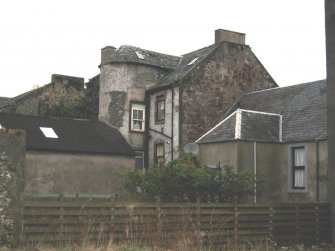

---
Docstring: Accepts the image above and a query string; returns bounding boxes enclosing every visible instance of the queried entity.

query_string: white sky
[0,0,326,97]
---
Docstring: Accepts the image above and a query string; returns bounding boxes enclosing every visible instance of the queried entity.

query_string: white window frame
[131,104,145,132]
[288,144,307,193]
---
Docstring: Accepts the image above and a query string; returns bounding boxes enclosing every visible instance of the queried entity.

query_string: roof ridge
[244,79,326,96]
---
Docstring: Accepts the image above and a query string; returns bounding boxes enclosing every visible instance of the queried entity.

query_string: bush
[123,154,262,203]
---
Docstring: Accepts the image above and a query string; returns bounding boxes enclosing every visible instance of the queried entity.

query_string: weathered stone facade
[99,62,170,151]
[180,43,275,146]
[0,74,85,118]
[84,74,100,120]
[145,39,275,166]
[0,129,25,247]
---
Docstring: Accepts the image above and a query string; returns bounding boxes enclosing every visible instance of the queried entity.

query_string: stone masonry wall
[0,129,25,247]
[99,63,169,150]
[0,74,85,117]
[181,43,276,146]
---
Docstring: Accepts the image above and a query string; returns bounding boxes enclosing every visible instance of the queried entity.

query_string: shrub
[123,154,262,203]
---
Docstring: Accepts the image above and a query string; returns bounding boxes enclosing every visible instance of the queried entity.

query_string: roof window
[187,57,199,65]
[135,51,145,60]
[40,127,58,138]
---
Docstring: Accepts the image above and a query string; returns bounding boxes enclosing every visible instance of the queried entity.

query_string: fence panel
[21,196,332,246]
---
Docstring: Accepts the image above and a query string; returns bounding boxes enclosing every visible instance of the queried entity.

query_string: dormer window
[40,127,58,138]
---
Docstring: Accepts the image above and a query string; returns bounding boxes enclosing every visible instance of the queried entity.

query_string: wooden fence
[21,195,332,246]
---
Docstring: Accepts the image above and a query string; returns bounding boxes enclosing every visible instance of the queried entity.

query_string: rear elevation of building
[99,29,277,168]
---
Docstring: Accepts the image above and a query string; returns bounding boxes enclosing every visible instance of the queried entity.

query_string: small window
[156,95,165,122]
[135,151,144,169]
[135,51,145,60]
[187,57,199,65]
[289,146,307,192]
[40,127,58,138]
[155,143,165,167]
[131,103,145,132]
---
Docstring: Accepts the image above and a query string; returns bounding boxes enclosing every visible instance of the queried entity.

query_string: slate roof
[148,43,220,91]
[0,97,10,106]
[197,80,326,143]
[0,113,134,156]
[240,111,280,142]
[197,110,281,143]
[108,45,181,70]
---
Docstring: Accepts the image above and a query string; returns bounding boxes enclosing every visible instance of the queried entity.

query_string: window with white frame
[131,103,145,132]
[290,146,306,190]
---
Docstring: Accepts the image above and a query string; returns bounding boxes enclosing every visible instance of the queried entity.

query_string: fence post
[196,197,201,229]
[109,196,115,242]
[234,205,238,242]
[156,196,162,240]
[59,194,64,242]
[269,206,273,241]
[295,205,300,244]
[315,205,320,244]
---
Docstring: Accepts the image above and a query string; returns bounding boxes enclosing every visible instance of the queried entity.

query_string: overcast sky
[0,0,325,97]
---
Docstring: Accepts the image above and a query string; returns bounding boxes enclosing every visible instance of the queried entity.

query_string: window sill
[287,189,308,193]
[130,130,145,134]
[155,120,165,125]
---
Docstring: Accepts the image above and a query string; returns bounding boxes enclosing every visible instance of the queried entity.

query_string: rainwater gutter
[171,88,174,161]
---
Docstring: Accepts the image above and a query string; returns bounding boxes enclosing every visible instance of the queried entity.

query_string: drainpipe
[316,139,320,202]
[171,88,174,161]
[253,141,257,204]
[144,93,150,169]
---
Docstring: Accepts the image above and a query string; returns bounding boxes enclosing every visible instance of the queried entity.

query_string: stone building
[99,29,277,168]
[0,74,98,119]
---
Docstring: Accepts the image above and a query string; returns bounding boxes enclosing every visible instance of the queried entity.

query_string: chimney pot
[215,29,246,45]
[101,46,116,65]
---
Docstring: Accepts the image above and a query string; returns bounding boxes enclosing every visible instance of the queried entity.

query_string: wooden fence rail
[21,196,332,246]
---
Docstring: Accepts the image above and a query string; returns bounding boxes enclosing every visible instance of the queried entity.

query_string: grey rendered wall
[25,151,134,196]
[198,141,238,171]
[199,140,328,203]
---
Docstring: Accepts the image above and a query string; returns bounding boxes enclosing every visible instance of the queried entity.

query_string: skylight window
[188,57,199,65]
[40,127,58,138]
[135,51,145,60]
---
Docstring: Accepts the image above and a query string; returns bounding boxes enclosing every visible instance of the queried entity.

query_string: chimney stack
[101,46,116,66]
[215,29,245,45]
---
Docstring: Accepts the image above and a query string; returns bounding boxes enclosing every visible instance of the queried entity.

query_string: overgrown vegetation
[123,154,263,203]
[47,96,87,118]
